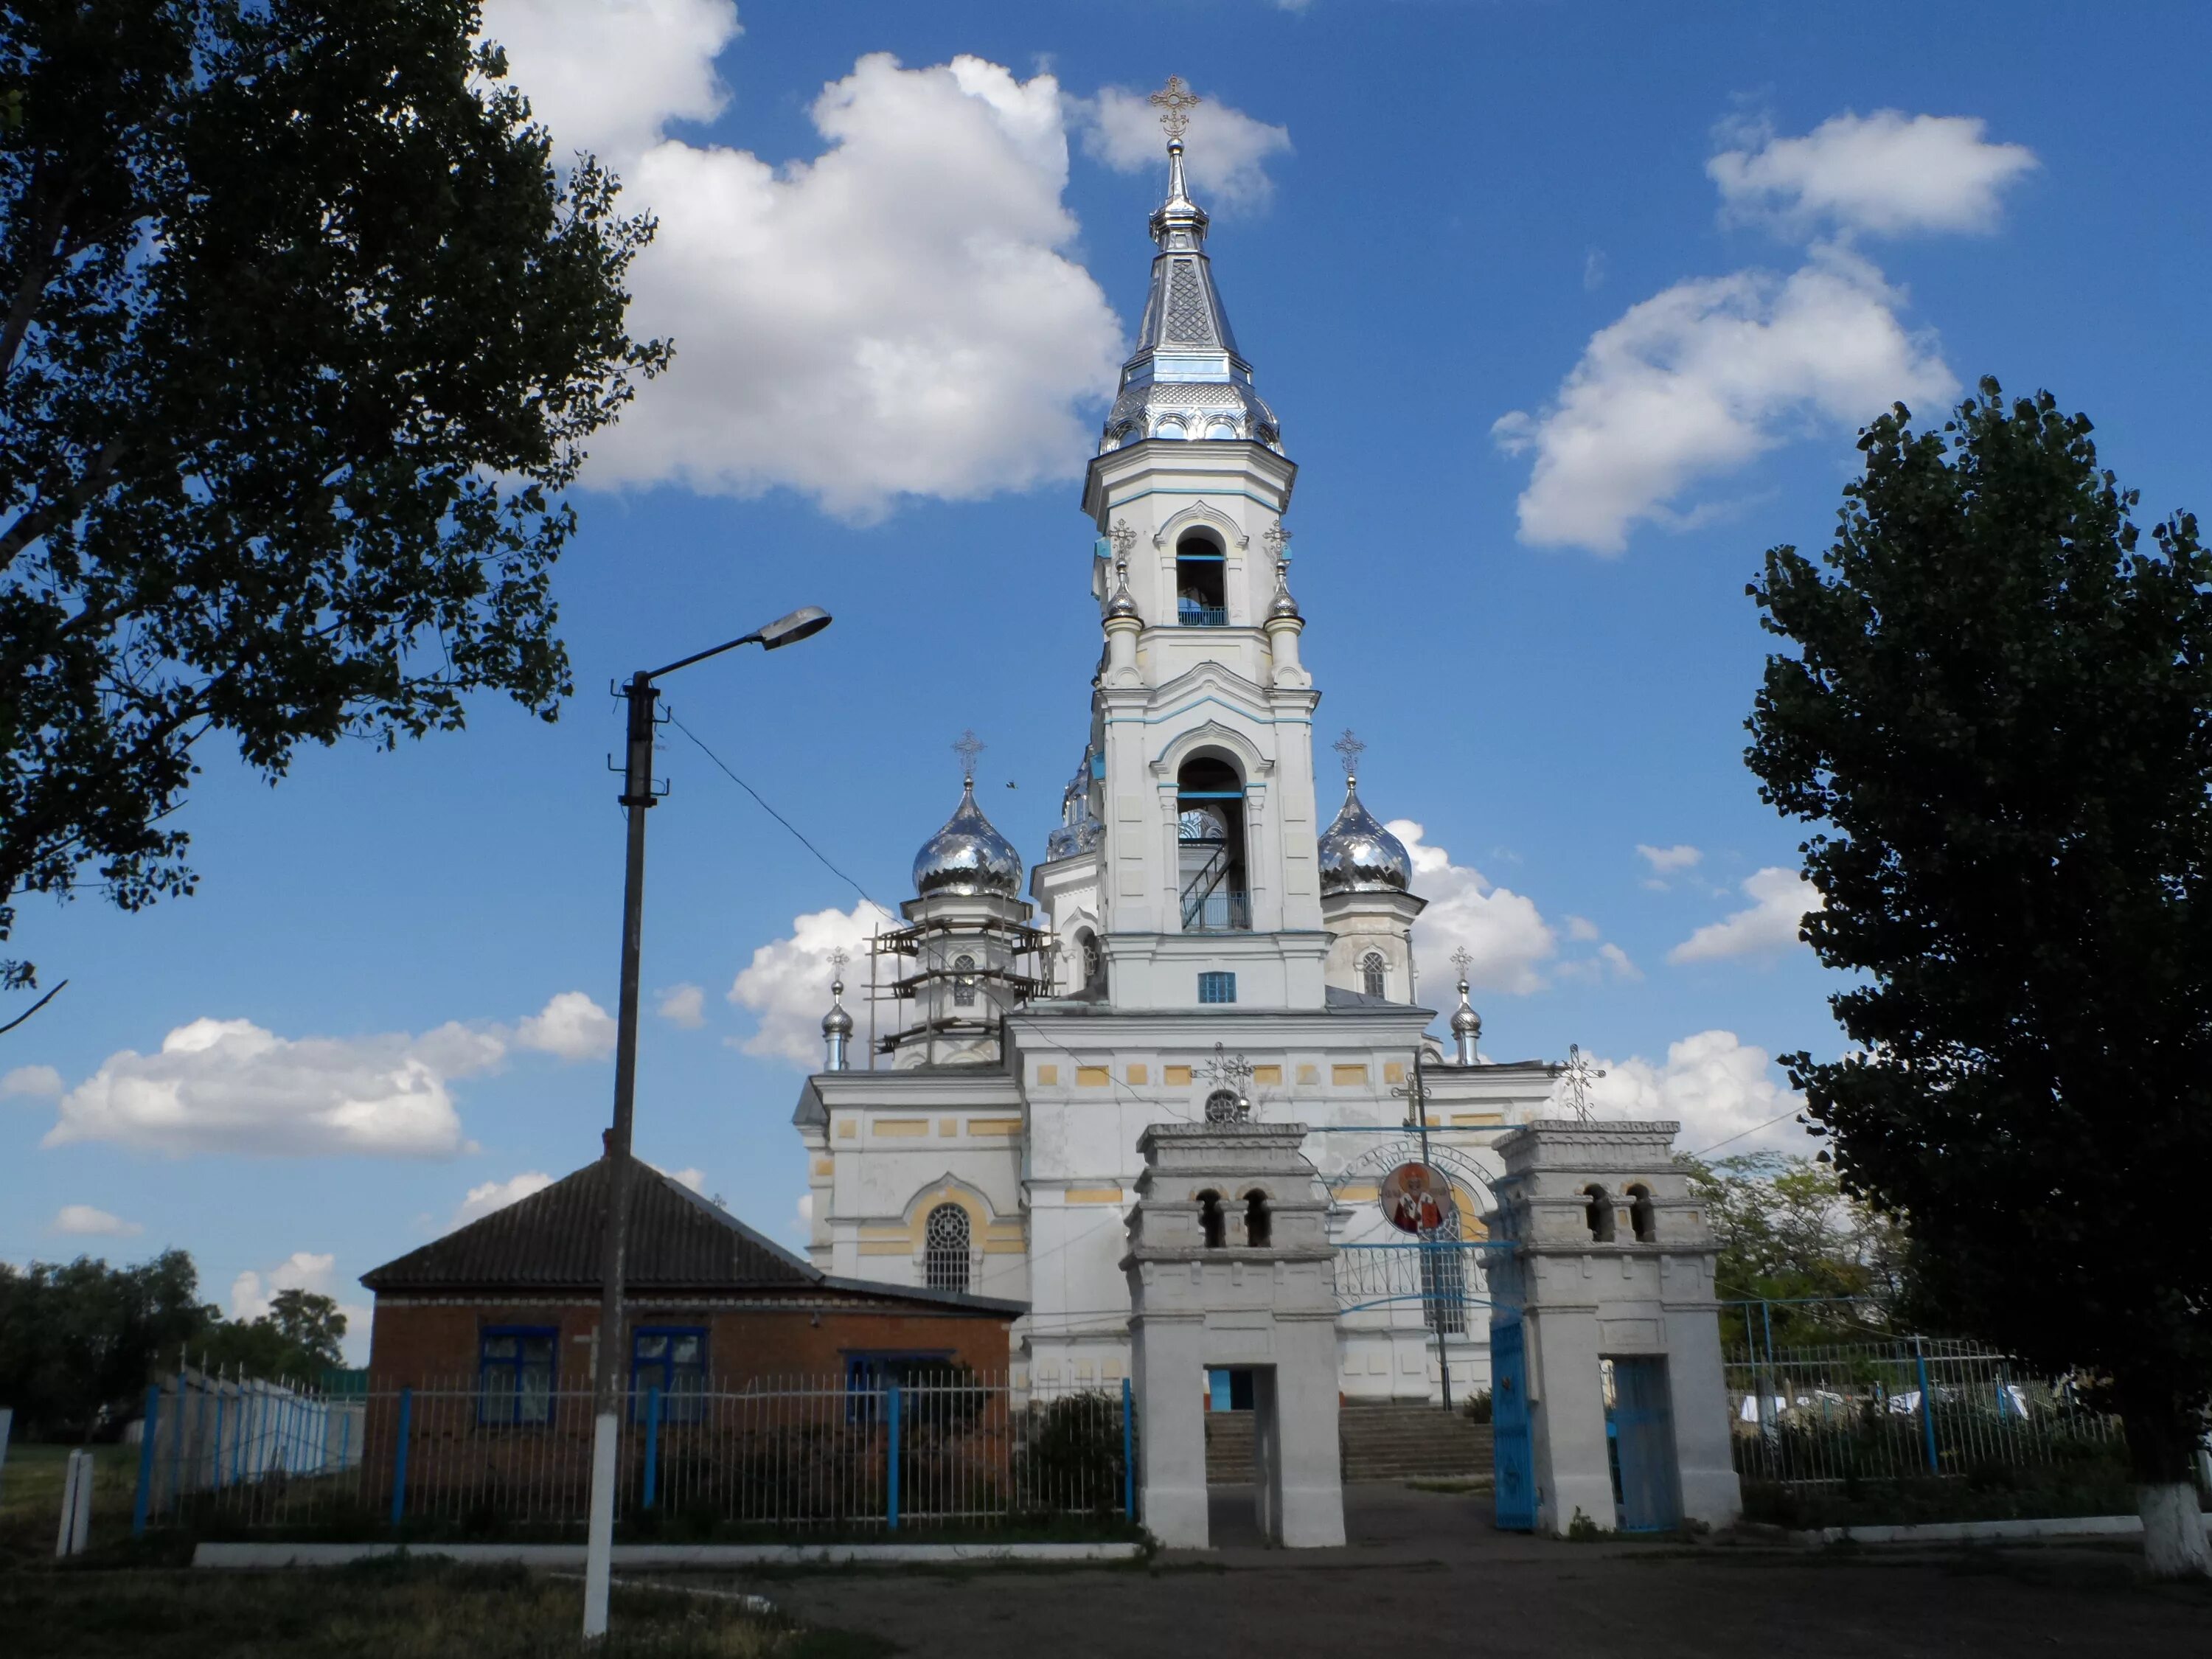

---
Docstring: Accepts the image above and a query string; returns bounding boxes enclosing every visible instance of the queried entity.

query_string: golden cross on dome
[1332,728,1366,781]
[1149,74,1200,141]
[953,729,985,782]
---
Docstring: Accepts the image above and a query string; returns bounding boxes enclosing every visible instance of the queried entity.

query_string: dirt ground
[742,1484,2212,1659]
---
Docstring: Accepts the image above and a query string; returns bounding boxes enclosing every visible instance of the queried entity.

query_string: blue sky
[7,1,2208,1354]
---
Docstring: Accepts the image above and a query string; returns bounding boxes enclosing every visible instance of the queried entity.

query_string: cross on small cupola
[1148,74,1200,141]
[953,729,985,785]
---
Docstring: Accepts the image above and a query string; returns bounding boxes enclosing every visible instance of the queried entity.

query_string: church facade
[792,131,1559,1403]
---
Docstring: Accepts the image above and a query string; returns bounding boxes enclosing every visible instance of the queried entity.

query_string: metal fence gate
[1607,1356,1680,1531]
[1490,1318,1534,1531]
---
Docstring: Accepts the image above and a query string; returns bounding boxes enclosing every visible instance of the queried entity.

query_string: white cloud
[516,991,617,1062]
[1496,244,1955,554]
[1669,866,1823,964]
[657,983,706,1029]
[485,15,1126,519]
[1077,83,1293,211]
[1573,1029,1809,1157]
[1393,821,1558,998]
[1565,914,1601,942]
[51,1203,142,1238]
[1709,111,2037,240]
[229,1250,371,1364]
[1636,843,1703,876]
[793,1189,813,1238]
[44,1017,501,1158]
[2,1062,61,1097]
[451,1171,556,1231]
[481,0,738,167]
[1597,942,1643,982]
[729,902,885,1068]
[655,1164,707,1194]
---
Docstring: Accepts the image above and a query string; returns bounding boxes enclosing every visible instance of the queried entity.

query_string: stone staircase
[1202,1402,1494,1483]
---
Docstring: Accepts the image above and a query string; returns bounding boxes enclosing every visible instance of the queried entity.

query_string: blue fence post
[1121,1377,1136,1520]
[643,1385,662,1510]
[131,1383,160,1537]
[886,1380,902,1533]
[1912,1338,1940,1475]
[389,1387,414,1529]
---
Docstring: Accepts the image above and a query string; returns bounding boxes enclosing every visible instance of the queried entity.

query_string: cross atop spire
[1332,728,1366,782]
[953,729,984,783]
[1450,946,1472,981]
[1148,74,1200,142]
[828,947,849,976]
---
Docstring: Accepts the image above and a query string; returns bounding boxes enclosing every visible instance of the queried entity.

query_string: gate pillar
[1482,1119,1741,1536]
[1122,1121,1344,1548]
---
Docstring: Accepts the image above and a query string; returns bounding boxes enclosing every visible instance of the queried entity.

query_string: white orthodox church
[793,128,1560,1403]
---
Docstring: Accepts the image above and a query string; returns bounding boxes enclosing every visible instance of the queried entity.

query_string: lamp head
[751,606,832,650]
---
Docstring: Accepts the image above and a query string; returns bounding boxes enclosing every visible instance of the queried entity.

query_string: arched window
[1583,1185,1616,1243]
[924,1203,971,1292]
[1077,932,1104,995]
[1627,1183,1657,1244]
[1204,1088,1245,1124]
[1359,950,1387,999]
[1243,1191,1271,1248]
[1177,757,1249,932]
[1421,1210,1467,1336]
[1175,530,1227,626]
[951,953,976,1008]
[1197,1190,1225,1249]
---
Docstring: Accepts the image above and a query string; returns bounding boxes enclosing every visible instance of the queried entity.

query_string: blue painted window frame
[478,1325,557,1427]
[630,1326,709,1424]
[1198,972,1237,1005]
[843,1351,956,1423]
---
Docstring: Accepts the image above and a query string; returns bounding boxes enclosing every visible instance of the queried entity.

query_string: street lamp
[582,606,831,1640]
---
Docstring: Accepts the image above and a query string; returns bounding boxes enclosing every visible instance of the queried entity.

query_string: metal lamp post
[582,605,830,1641]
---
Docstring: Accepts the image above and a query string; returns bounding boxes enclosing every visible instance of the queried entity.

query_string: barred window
[952,953,976,1008]
[1198,971,1237,1004]
[1359,950,1387,998]
[924,1203,971,1292]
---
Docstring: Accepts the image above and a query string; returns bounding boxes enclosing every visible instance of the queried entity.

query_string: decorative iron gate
[1490,1317,1534,1530]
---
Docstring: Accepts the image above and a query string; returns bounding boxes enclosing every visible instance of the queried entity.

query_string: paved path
[740,1486,2211,1659]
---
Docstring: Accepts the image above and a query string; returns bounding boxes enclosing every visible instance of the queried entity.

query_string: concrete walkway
[739,1485,2211,1659]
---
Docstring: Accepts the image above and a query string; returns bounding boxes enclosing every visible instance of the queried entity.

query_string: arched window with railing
[1175,529,1227,626]
[924,1203,971,1292]
[1177,756,1249,933]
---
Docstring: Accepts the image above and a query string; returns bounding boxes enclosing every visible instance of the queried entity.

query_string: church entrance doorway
[1202,1364,1284,1545]
[1606,1357,1682,1532]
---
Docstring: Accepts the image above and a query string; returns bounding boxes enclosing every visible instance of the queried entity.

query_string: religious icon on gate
[1379,1161,1453,1235]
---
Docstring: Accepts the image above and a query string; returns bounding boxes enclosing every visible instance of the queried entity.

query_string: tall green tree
[0,1248,213,1438]
[1683,1152,1904,1347]
[1747,379,2212,1576]
[0,1,666,992]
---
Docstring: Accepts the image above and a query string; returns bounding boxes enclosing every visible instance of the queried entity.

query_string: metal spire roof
[1099,136,1281,455]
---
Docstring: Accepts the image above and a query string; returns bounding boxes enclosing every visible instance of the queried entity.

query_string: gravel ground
[738,1484,2212,1659]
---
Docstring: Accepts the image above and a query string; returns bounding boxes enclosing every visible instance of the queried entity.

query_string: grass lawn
[1,1442,142,1565]
[0,1556,873,1659]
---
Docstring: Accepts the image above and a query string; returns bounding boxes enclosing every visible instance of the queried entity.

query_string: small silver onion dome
[1450,979,1481,1039]
[1104,559,1139,621]
[1318,775,1411,895]
[822,979,855,1037]
[1268,560,1301,621]
[914,777,1023,898]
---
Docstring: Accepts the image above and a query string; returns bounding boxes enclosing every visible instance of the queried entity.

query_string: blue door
[1490,1318,1535,1531]
[1610,1357,1681,1531]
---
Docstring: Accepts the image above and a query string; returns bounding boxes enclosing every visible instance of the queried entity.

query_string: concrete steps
[1200,1402,1495,1483]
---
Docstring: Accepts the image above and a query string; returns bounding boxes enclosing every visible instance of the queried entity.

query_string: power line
[1689,1106,1806,1161]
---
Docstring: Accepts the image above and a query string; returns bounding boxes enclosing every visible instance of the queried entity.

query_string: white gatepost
[55,1446,94,1557]
[1484,1119,1741,1535]
[1122,1121,1345,1548]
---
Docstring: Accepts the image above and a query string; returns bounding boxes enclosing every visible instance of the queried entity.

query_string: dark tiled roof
[362,1161,1023,1317]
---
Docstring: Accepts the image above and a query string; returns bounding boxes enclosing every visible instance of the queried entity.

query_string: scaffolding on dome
[867,914,1056,1065]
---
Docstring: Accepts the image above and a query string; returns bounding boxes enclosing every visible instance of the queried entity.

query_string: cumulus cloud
[1565,914,1602,942]
[729,902,886,1067]
[658,1164,708,1194]
[1495,245,1955,554]
[484,12,1126,518]
[1669,866,1823,964]
[39,992,611,1158]
[1393,821,1558,997]
[515,991,618,1062]
[1077,83,1293,211]
[657,984,706,1029]
[481,0,739,166]
[2,1062,61,1098]
[1573,1029,1809,1157]
[1709,111,2037,240]
[451,1171,556,1231]
[229,1250,371,1363]
[52,1203,142,1237]
[1636,843,1703,876]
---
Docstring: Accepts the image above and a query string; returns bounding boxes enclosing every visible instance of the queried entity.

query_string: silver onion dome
[1318,776,1412,895]
[1450,979,1481,1039]
[822,979,855,1038]
[914,776,1023,898]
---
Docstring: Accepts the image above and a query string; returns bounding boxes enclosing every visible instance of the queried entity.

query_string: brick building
[361,1157,1022,1405]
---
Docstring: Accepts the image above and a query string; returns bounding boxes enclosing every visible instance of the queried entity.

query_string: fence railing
[1725,1335,2124,1488]
[134,1371,1135,1538]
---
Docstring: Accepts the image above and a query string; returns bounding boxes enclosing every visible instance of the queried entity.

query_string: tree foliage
[0,1249,350,1439]
[1683,1152,1905,1347]
[1745,380,2212,1487]
[0,1,667,990]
